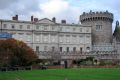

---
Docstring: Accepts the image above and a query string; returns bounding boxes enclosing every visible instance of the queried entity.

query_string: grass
[0,68,120,80]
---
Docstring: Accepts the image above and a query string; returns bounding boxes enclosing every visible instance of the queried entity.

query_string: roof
[35,18,57,25]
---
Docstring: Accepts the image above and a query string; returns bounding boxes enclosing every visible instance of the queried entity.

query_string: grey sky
[0,0,119,31]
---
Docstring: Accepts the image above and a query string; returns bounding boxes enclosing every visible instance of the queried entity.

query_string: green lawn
[0,68,120,80]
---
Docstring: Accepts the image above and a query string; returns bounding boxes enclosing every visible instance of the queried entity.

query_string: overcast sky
[0,0,119,31]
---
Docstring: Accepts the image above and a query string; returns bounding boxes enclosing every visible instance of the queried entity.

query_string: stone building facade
[0,16,92,59]
[0,10,120,62]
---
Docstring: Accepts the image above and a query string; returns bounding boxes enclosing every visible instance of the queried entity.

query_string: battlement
[80,10,113,23]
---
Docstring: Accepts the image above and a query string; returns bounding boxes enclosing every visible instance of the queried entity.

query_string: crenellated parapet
[80,10,113,23]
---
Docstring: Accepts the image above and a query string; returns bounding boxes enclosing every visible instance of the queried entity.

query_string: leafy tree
[0,39,38,67]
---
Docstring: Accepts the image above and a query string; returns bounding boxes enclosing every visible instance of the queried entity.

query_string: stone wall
[80,11,113,44]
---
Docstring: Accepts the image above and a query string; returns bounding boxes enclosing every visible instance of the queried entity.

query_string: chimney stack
[12,15,18,21]
[61,20,66,24]
[52,17,56,23]
[31,16,34,22]
[34,18,38,22]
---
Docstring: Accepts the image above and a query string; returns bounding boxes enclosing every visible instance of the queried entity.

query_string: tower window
[96,25,102,31]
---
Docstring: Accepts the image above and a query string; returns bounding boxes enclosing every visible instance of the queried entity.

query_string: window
[52,46,55,51]
[36,35,40,42]
[19,25,23,29]
[80,47,83,52]
[44,46,47,51]
[66,27,70,32]
[36,25,39,29]
[27,35,31,42]
[36,46,39,52]
[52,26,55,30]
[11,24,15,29]
[59,27,62,31]
[73,27,76,31]
[44,26,47,30]
[96,25,102,31]
[59,35,63,43]
[66,47,69,52]
[66,35,70,43]
[86,47,90,52]
[80,28,82,32]
[44,35,48,42]
[86,36,90,43]
[86,28,89,32]
[19,33,23,41]
[27,25,30,29]
[79,36,83,43]
[72,35,76,43]
[51,35,55,42]
[73,47,76,52]
[86,36,90,38]
[3,24,7,29]
[60,47,62,52]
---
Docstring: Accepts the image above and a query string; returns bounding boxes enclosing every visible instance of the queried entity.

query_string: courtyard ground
[0,68,120,80]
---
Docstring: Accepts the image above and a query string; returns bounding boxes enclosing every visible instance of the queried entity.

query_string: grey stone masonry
[80,10,113,44]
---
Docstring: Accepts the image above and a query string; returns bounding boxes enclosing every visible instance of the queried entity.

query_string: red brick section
[12,15,18,21]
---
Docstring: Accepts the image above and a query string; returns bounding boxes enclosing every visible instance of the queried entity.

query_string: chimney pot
[15,15,18,20]
[31,16,34,22]
[52,17,56,23]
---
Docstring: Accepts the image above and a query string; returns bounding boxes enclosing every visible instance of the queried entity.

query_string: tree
[113,21,120,42]
[0,39,38,67]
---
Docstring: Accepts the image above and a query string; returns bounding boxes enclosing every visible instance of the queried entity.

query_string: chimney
[31,16,34,22]
[61,20,66,24]
[15,15,18,20]
[34,18,38,22]
[12,15,18,21]
[52,17,56,23]
[12,17,16,20]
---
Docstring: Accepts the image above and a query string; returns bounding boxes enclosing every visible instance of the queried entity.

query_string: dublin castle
[0,10,120,63]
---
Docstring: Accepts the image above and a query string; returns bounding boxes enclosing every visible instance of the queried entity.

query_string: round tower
[80,10,113,44]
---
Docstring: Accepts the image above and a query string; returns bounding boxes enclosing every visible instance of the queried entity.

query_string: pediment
[36,18,56,24]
